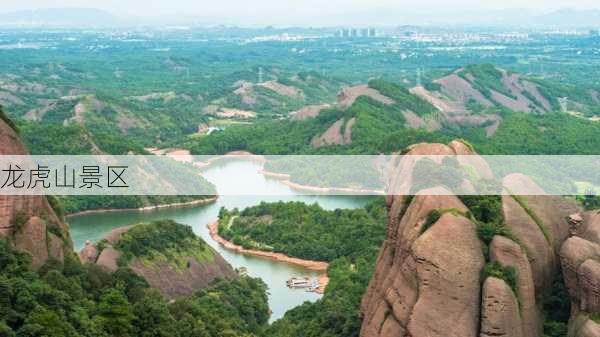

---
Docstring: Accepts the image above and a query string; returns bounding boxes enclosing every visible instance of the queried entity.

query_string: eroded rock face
[96,246,121,272]
[578,259,600,313]
[408,213,484,337]
[0,117,72,268]
[361,142,488,337]
[501,194,554,295]
[480,277,523,337]
[560,212,600,337]
[489,235,540,336]
[360,142,579,337]
[361,192,484,337]
[130,252,236,299]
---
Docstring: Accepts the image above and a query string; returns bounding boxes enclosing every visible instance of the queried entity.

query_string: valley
[1,22,600,337]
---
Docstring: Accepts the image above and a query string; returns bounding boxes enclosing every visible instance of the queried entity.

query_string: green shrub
[511,195,552,245]
[0,106,18,133]
[46,196,65,222]
[421,210,442,235]
[420,208,463,235]
[542,272,571,337]
[11,212,28,231]
[482,261,518,295]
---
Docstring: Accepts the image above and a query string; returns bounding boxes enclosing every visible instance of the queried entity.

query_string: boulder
[480,277,523,337]
[407,213,484,337]
[490,235,540,336]
[560,237,600,304]
[581,211,600,244]
[78,240,99,263]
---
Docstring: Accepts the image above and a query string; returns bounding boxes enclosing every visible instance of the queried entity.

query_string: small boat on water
[287,277,319,292]
[286,277,311,287]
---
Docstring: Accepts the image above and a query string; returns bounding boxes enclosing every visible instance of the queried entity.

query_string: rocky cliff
[561,211,600,337]
[360,141,592,337]
[80,221,237,299]
[0,115,72,268]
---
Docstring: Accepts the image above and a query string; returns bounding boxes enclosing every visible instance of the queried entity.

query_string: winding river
[68,159,372,322]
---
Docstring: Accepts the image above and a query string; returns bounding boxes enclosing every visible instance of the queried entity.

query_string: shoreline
[66,197,218,217]
[207,220,329,294]
[147,147,381,195]
[259,169,385,195]
[195,151,265,169]
[146,148,265,169]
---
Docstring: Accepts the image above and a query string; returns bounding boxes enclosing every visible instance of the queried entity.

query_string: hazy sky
[2,0,599,18]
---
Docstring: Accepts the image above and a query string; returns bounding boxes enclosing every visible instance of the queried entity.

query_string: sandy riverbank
[207,220,329,294]
[66,197,218,217]
[146,148,265,169]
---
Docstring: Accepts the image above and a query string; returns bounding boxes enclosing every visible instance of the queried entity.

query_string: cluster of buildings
[335,28,377,38]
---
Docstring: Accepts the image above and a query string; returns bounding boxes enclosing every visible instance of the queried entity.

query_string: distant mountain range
[0,8,121,27]
[0,7,599,28]
[534,8,600,27]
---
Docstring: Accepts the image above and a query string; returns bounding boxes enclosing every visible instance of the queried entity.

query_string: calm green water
[68,159,372,322]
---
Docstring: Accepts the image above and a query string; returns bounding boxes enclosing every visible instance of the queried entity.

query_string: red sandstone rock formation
[360,141,582,337]
[561,210,600,336]
[0,116,72,268]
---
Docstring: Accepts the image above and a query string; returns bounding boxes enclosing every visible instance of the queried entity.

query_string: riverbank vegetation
[218,199,387,337]
[0,237,269,337]
[218,199,386,262]
[60,196,214,215]
[115,220,215,270]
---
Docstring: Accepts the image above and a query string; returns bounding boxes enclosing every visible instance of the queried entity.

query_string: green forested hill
[218,199,387,337]
[0,227,269,337]
[2,113,215,215]
[188,78,600,155]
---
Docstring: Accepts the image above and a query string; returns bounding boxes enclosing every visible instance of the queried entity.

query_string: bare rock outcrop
[130,252,236,298]
[336,85,395,109]
[0,115,72,268]
[311,118,355,148]
[96,246,121,272]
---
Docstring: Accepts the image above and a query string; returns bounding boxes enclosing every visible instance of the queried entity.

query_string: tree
[19,307,79,337]
[132,290,176,337]
[94,289,134,337]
